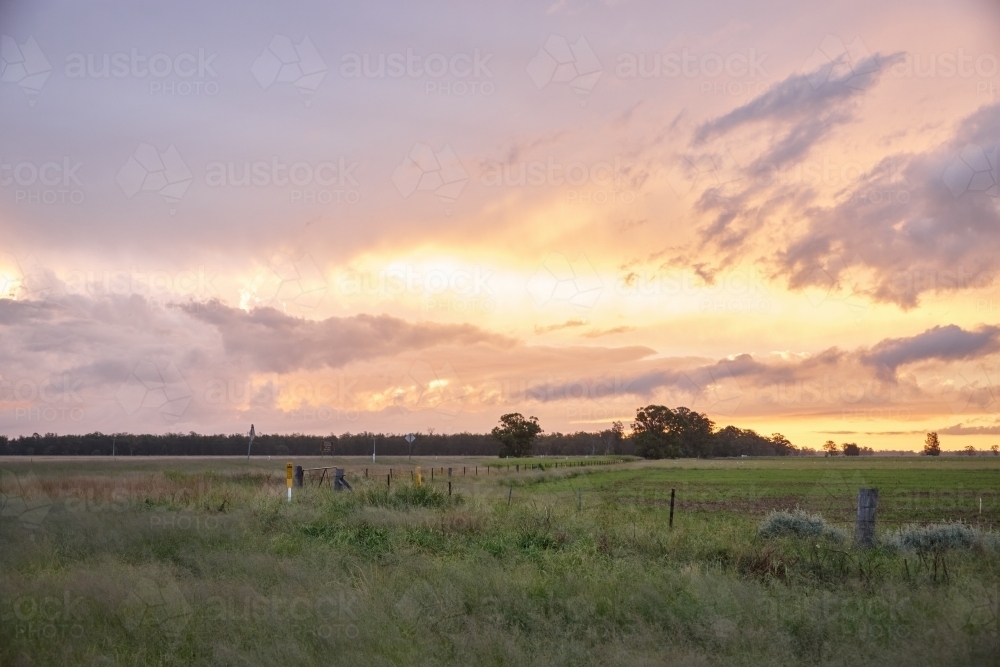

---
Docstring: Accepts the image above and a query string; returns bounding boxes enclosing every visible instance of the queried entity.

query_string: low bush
[758,509,847,542]
[882,522,999,552]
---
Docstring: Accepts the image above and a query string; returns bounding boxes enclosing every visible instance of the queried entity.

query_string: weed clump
[360,484,451,509]
[882,522,999,552]
[758,510,847,542]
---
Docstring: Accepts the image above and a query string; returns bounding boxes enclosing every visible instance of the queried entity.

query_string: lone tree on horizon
[491,413,541,458]
[923,432,941,456]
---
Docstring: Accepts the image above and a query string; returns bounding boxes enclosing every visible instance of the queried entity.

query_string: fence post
[669,488,675,529]
[855,488,879,549]
[448,481,452,497]
[334,468,352,491]
[293,465,303,488]
[387,474,391,491]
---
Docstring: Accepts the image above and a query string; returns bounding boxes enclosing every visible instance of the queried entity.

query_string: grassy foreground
[2,456,999,666]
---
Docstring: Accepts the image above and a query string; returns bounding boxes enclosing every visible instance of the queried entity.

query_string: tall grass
[2,461,999,666]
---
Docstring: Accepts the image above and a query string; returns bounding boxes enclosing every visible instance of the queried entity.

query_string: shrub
[758,510,847,542]
[360,484,450,509]
[882,522,999,552]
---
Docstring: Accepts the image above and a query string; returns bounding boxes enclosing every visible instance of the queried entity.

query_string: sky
[1,0,999,450]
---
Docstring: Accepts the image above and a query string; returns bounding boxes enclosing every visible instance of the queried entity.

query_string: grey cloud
[179,300,516,373]
[861,325,1000,377]
[778,103,1000,307]
[533,319,588,335]
[694,54,896,166]
[937,423,1000,435]
[535,353,767,401]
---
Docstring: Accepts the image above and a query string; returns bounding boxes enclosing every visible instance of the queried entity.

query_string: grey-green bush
[757,509,847,542]
[882,522,999,552]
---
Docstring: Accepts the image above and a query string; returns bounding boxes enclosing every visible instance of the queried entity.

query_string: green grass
[1,456,999,666]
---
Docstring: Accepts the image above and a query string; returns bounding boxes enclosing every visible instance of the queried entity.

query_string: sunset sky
[2,0,999,450]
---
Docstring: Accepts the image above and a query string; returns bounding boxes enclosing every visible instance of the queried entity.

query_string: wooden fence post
[855,488,879,549]
[387,474,391,491]
[669,488,675,529]
[293,465,303,488]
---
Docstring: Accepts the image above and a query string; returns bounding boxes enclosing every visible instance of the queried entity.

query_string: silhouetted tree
[923,432,941,456]
[491,413,541,458]
[631,405,679,459]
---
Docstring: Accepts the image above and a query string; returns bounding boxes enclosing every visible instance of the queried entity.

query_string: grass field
[2,456,999,666]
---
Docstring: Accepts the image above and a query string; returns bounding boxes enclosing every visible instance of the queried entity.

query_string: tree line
[488,407,800,459]
[0,404,802,458]
[0,430,630,457]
